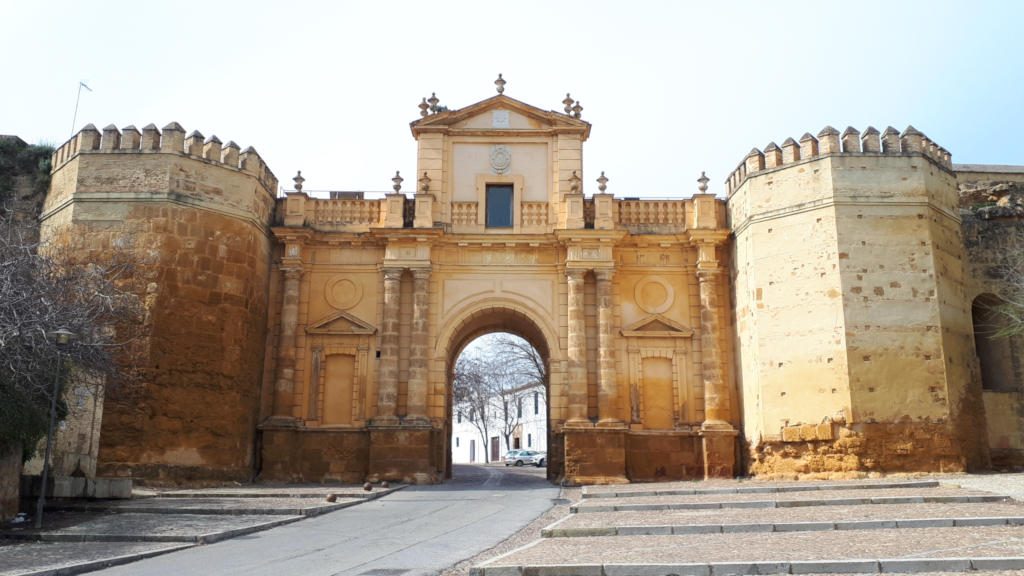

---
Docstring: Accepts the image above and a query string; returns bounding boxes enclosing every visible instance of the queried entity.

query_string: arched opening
[439,305,561,482]
[972,293,1019,392]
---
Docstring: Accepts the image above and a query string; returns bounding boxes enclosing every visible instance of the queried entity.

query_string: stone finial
[900,125,924,153]
[221,140,240,167]
[745,148,765,173]
[841,126,861,153]
[597,171,608,193]
[202,134,222,161]
[141,123,160,150]
[861,126,881,153]
[293,170,305,192]
[161,121,185,153]
[418,97,429,117]
[101,124,120,151]
[185,130,204,156]
[882,126,901,153]
[569,170,581,194]
[419,171,431,193]
[572,101,583,119]
[427,93,440,114]
[563,93,575,115]
[495,73,506,94]
[799,132,819,159]
[240,146,261,174]
[764,141,782,168]
[392,170,403,193]
[697,171,710,193]
[817,125,840,154]
[77,124,100,151]
[120,125,141,150]
[781,137,800,163]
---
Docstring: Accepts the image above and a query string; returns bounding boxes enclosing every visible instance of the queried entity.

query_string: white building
[451,388,547,464]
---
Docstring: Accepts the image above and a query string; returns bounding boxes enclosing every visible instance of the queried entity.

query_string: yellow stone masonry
[36,87,1024,485]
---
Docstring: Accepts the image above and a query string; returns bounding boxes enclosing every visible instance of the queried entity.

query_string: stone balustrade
[286,196,709,233]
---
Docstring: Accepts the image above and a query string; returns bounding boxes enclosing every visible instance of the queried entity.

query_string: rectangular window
[455,437,460,447]
[457,411,462,423]
[485,184,514,228]
[533,392,539,415]
[528,433,532,447]
[516,399,522,419]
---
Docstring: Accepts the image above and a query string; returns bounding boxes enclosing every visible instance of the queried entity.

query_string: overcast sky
[3,1,1022,198]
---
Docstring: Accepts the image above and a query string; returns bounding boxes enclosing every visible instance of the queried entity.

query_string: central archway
[435,301,564,482]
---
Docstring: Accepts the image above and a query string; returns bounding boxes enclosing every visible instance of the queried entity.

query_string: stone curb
[581,480,940,499]
[154,485,406,500]
[46,482,406,517]
[9,543,194,576]
[571,494,1008,513]
[540,516,1024,537]
[0,515,306,544]
[472,556,1024,575]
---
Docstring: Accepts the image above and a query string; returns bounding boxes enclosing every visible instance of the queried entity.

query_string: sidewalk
[0,483,403,576]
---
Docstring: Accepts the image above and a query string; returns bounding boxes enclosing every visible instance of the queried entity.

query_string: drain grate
[357,570,409,576]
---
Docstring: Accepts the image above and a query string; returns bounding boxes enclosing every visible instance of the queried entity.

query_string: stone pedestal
[563,428,628,485]
[367,425,437,484]
[700,426,738,479]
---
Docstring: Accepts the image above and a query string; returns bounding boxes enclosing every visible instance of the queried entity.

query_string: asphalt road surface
[92,464,559,576]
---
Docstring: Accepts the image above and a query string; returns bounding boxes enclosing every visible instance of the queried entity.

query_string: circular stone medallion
[326,277,362,310]
[490,145,511,174]
[634,276,674,314]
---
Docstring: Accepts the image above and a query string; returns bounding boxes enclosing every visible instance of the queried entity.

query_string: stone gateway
[37,81,1024,485]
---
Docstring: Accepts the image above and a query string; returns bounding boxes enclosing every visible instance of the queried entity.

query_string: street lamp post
[35,328,76,530]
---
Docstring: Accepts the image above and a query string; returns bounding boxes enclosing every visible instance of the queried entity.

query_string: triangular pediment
[411,94,590,138]
[621,314,694,338]
[306,310,376,335]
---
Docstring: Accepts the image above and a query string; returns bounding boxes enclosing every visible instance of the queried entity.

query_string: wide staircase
[472,479,1024,575]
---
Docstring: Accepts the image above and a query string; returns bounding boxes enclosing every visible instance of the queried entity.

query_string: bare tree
[453,334,545,460]
[453,355,491,460]
[0,218,143,459]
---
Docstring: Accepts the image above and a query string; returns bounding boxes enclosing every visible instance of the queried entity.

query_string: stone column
[375,267,403,425]
[696,244,737,478]
[595,268,621,426]
[566,269,589,425]
[271,267,302,422]
[406,267,431,423]
[698,267,729,425]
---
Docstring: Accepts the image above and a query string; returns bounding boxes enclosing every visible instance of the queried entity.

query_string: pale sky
[3,1,1022,198]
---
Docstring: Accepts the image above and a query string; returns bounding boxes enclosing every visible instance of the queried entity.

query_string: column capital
[696,267,723,282]
[566,268,587,282]
[594,268,615,283]
[381,266,404,281]
[281,267,304,281]
[412,267,432,280]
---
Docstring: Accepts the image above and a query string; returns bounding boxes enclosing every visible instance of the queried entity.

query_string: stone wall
[729,126,984,477]
[958,169,1024,467]
[260,428,369,483]
[41,125,276,483]
[0,443,21,521]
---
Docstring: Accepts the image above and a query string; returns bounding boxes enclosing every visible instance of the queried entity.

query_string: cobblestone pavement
[473,473,1024,575]
[0,483,401,575]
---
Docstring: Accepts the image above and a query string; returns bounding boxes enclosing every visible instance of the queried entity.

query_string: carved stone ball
[380,481,390,488]
[326,494,337,502]
[363,482,373,491]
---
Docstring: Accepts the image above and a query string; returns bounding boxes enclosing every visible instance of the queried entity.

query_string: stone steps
[571,494,1006,513]
[473,478,1024,575]
[580,480,941,499]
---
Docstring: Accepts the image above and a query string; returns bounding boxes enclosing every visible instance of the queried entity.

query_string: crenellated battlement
[51,122,278,193]
[726,125,952,196]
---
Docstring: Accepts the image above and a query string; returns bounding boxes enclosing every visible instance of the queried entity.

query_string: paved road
[92,464,559,576]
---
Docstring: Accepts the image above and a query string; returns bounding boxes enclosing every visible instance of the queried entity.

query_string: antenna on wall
[70,81,93,138]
